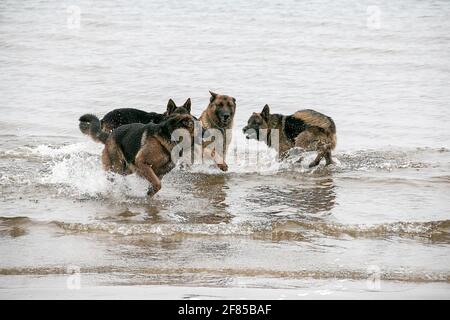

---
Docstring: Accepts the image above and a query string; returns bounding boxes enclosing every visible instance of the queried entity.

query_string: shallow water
[0,0,449,297]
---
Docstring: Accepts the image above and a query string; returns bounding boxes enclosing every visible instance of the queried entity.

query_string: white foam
[54,220,272,236]
[38,142,149,199]
[33,141,102,157]
[35,131,328,199]
[188,130,313,174]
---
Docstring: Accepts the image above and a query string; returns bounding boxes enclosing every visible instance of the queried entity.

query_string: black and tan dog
[79,113,196,196]
[199,91,236,171]
[243,105,336,167]
[98,98,192,133]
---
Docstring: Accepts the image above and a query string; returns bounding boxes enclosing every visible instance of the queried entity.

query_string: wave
[0,265,447,283]
[273,219,450,242]
[3,210,448,243]
[0,216,31,238]
[51,219,450,242]
[52,220,271,237]
[0,216,31,225]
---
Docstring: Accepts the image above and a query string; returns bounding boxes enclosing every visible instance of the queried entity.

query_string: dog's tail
[79,114,109,144]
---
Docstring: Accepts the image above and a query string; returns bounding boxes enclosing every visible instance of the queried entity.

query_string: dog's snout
[222,114,230,121]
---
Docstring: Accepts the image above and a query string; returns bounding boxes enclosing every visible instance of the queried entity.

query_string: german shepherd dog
[98,98,192,133]
[79,113,196,196]
[199,91,236,171]
[243,105,336,167]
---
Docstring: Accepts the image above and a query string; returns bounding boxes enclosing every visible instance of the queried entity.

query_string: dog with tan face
[199,91,236,171]
[243,105,337,167]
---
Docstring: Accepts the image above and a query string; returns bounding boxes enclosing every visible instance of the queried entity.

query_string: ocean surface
[0,0,449,298]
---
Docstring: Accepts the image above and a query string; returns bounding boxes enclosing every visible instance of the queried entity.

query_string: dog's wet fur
[199,91,236,171]
[99,98,192,133]
[243,105,337,167]
[79,113,196,196]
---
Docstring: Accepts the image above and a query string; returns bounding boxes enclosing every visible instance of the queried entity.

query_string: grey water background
[0,0,449,297]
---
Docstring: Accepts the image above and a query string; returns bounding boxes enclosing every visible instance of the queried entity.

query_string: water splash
[1,137,444,200]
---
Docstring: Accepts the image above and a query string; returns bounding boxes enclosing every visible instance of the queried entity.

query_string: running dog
[243,105,336,167]
[199,91,236,171]
[96,98,192,134]
[79,113,196,196]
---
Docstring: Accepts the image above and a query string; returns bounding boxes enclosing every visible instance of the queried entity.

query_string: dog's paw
[147,187,159,197]
[147,182,161,197]
[308,161,319,168]
[217,163,228,172]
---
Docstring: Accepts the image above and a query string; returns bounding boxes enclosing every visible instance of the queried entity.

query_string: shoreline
[1,276,449,300]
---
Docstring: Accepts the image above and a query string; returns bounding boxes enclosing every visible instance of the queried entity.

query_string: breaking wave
[52,220,270,237]
[51,218,450,242]
[273,219,450,242]
[0,265,447,283]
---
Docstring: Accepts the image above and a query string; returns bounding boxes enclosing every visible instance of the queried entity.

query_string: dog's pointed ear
[261,104,270,120]
[232,97,236,105]
[183,98,191,113]
[166,99,177,115]
[209,90,218,103]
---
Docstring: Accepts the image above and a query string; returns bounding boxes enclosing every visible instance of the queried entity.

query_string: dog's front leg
[308,150,325,168]
[146,172,161,197]
[202,141,228,172]
[135,155,162,197]
[136,163,161,197]
[211,148,228,172]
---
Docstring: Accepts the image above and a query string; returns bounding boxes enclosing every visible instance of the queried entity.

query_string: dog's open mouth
[243,128,258,140]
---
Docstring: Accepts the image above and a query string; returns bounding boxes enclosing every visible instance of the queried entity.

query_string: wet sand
[1,275,449,300]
